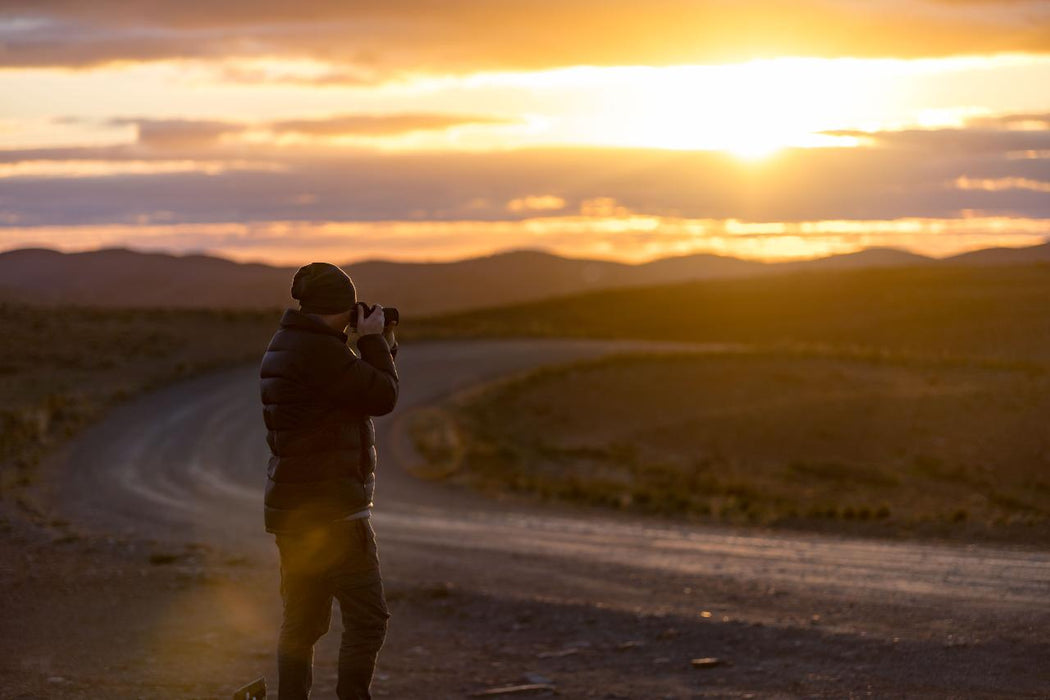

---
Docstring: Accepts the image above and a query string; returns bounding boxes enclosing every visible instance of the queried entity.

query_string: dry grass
[414,349,1050,544]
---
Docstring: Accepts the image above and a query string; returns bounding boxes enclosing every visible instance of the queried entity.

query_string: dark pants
[274,518,390,700]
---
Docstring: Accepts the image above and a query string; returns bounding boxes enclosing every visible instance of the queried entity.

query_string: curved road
[45,339,1050,655]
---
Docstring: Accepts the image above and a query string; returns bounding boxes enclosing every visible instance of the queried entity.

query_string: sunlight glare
[591,59,880,158]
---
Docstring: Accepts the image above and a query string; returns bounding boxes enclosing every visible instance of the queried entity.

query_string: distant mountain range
[1,242,1048,315]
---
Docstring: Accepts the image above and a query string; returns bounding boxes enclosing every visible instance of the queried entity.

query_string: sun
[633,63,821,157]
[727,138,784,160]
[562,60,864,158]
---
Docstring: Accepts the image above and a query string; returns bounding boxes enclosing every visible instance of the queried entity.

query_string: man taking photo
[260,261,399,699]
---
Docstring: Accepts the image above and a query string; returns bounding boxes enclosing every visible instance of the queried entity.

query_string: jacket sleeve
[321,333,399,416]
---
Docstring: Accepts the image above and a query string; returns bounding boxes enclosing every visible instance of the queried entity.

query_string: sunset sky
[2,1,1050,264]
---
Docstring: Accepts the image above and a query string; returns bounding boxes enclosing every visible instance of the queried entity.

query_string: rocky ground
[3,491,1046,699]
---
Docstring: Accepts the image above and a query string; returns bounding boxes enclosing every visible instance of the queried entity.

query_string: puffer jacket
[259,308,398,533]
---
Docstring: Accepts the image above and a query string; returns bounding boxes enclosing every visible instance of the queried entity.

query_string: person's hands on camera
[355,303,385,336]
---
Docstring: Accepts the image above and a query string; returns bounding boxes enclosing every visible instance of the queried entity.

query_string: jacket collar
[279,307,348,342]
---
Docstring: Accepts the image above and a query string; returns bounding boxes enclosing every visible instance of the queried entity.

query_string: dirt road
[7,339,1050,698]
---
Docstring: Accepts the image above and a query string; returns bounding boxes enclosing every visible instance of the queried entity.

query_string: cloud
[0,158,284,179]
[215,64,382,87]
[966,113,1050,129]
[107,118,237,149]
[269,113,514,137]
[92,113,513,150]
[953,176,1050,193]
[0,128,1048,228]
[506,195,566,213]
[2,1,1049,72]
[0,112,1045,229]
[3,107,1050,263]
[823,127,1050,153]
[579,197,631,217]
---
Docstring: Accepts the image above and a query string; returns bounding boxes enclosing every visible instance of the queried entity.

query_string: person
[259,261,399,699]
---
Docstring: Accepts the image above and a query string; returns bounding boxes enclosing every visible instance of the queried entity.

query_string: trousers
[274,517,390,700]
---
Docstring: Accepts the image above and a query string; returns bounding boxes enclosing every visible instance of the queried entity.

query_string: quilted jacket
[259,308,398,533]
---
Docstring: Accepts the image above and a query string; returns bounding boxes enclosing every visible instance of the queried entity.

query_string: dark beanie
[291,262,357,314]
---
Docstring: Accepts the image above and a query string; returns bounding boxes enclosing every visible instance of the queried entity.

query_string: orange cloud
[507,195,566,212]
[0,159,284,178]
[3,1,1049,72]
[580,198,631,218]
[270,113,514,137]
[953,176,1050,193]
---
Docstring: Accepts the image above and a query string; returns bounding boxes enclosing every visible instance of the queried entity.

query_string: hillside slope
[0,244,937,314]
[408,263,1050,364]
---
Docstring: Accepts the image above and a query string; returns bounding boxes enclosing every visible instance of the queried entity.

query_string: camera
[349,302,399,331]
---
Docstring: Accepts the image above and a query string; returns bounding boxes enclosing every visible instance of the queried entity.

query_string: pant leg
[275,531,336,700]
[331,519,390,700]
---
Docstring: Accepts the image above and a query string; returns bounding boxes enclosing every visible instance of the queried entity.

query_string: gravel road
[32,338,1050,697]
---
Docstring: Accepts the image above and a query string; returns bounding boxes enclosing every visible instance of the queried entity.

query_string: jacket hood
[279,307,348,343]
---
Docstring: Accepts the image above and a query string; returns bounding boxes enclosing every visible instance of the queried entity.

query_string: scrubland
[408,264,1050,544]
[411,349,1050,543]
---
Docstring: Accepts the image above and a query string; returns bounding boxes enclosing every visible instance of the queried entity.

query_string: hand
[383,323,397,349]
[356,303,385,336]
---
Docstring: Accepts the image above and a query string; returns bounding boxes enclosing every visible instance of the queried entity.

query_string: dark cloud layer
[269,114,513,136]
[965,113,1050,129]
[107,118,235,149]
[97,114,513,149]
[825,126,1050,154]
[1,118,1048,227]
[2,1,1048,72]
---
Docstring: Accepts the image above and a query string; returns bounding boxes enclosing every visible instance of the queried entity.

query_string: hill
[0,244,935,315]
[1,240,1048,315]
[407,263,1050,364]
[944,241,1050,266]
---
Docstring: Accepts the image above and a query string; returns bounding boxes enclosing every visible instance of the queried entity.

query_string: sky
[1,1,1050,264]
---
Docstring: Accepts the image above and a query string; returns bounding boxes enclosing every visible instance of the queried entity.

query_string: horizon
[4,236,1050,270]
[1,3,1049,263]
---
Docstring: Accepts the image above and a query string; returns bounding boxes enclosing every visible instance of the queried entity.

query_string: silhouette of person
[260,262,398,699]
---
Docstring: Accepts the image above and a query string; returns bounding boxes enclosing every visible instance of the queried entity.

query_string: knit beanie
[290,262,357,314]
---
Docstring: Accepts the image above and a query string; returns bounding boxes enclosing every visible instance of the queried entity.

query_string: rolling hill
[406,262,1050,364]
[0,240,1045,315]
